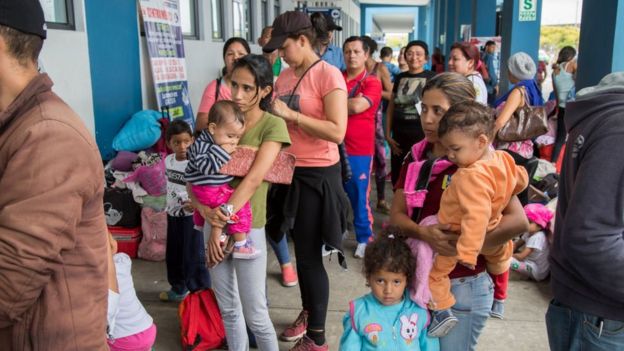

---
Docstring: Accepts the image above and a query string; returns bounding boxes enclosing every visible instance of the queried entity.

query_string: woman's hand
[198,205,229,229]
[271,99,295,122]
[386,134,402,155]
[418,224,460,257]
[206,228,225,267]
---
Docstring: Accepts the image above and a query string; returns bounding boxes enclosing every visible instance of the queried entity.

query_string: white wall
[39,0,95,135]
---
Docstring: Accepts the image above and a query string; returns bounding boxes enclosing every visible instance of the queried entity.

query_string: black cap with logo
[263,11,311,53]
[0,0,47,39]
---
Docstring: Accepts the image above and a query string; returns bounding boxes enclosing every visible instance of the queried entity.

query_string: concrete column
[576,0,624,90]
[499,0,542,93]
[472,0,497,37]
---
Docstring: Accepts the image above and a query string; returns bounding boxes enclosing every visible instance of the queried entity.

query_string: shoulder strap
[214,78,222,101]
[410,158,439,223]
[287,60,322,106]
[349,300,357,332]
[348,71,369,98]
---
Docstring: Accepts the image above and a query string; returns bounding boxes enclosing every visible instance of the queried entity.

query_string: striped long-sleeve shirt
[184,130,233,186]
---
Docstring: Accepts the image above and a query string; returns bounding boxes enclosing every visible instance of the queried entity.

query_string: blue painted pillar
[418,6,427,41]
[85,1,142,160]
[435,0,446,51]
[576,0,624,90]
[457,0,473,41]
[444,0,457,59]
[499,0,542,93]
[427,1,437,47]
[472,0,497,37]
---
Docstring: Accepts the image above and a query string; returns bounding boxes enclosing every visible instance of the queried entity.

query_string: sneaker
[280,310,308,342]
[428,309,459,337]
[354,243,367,258]
[376,200,391,215]
[232,240,261,259]
[490,299,505,319]
[281,264,298,287]
[289,335,328,351]
[159,289,188,302]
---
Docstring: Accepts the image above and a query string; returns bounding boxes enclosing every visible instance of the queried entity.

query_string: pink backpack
[138,207,167,261]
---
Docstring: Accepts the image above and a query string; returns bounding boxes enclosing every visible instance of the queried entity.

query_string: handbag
[497,87,548,142]
[218,146,296,184]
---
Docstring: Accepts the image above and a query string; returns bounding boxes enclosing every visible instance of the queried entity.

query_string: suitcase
[110,226,142,258]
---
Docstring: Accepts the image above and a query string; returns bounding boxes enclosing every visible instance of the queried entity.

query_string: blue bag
[112,110,162,152]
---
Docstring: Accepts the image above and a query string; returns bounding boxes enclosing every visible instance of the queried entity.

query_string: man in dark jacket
[0,1,109,349]
[547,71,624,350]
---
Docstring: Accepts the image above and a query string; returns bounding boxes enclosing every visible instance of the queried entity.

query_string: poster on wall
[139,0,194,128]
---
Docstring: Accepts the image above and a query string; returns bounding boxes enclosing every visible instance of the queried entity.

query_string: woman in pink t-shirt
[262,11,348,351]
[195,37,250,131]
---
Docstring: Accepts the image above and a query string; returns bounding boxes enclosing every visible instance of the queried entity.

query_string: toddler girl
[107,235,157,351]
[340,229,439,350]
[426,101,528,336]
[511,203,553,281]
[185,100,257,259]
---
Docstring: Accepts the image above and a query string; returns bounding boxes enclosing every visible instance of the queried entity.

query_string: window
[39,0,74,30]
[233,0,252,41]
[211,0,223,40]
[180,0,199,39]
[274,0,280,18]
[262,0,269,28]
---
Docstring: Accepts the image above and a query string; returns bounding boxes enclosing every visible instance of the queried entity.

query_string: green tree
[540,25,580,57]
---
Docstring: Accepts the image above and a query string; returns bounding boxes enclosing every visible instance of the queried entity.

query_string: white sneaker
[354,243,367,258]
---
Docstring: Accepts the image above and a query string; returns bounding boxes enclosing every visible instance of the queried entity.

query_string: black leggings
[292,181,329,331]
[552,107,567,163]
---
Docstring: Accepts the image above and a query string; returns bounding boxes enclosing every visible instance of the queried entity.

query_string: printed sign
[139,0,194,128]
[519,0,538,22]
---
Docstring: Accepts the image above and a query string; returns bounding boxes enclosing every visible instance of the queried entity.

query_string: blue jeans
[439,271,494,351]
[546,299,624,351]
[267,234,291,265]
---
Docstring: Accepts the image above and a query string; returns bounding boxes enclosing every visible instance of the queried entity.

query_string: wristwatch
[219,204,239,224]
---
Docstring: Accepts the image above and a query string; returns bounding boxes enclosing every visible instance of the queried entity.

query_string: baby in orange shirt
[427,101,528,337]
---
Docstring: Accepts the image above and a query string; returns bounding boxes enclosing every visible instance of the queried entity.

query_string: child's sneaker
[428,309,459,337]
[289,335,328,350]
[280,310,308,341]
[281,264,298,287]
[232,240,260,259]
[490,299,505,319]
[159,289,188,302]
[354,243,367,258]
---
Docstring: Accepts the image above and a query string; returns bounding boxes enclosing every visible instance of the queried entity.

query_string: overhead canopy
[372,13,416,33]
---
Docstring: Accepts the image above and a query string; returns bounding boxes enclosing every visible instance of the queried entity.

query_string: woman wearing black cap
[263,10,349,351]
